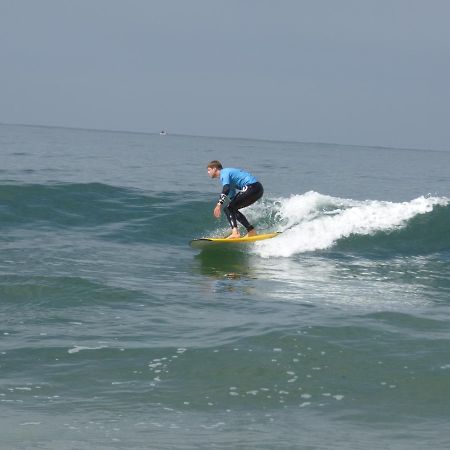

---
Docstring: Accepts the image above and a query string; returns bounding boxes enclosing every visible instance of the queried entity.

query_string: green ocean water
[1,124,450,449]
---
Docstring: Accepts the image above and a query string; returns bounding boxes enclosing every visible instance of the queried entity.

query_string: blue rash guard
[220,168,258,200]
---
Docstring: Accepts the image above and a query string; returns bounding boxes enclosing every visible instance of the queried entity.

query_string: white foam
[253,192,449,258]
[68,345,107,354]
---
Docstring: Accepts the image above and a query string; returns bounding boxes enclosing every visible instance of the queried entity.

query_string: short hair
[207,160,223,170]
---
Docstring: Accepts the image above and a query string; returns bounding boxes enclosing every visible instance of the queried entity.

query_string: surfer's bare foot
[226,228,241,239]
[245,229,257,237]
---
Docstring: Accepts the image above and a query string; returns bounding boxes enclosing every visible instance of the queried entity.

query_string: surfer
[207,160,264,239]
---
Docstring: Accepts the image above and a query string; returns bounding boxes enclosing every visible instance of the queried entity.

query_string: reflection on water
[189,248,262,297]
[193,247,254,279]
[190,248,436,311]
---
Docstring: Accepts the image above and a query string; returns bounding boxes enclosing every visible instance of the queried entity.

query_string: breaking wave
[248,191,450,257]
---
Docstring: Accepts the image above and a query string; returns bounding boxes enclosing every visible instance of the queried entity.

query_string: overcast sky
[1,0,449,150]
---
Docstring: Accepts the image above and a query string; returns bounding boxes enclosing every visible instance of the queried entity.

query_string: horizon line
[0,120,444,154]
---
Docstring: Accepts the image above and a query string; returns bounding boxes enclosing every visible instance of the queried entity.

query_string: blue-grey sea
[1,123,450,449]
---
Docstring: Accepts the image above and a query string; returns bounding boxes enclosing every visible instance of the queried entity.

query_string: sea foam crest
[251,191,449,258]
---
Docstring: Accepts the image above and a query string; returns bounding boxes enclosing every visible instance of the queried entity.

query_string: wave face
[0,182,212,244]
[2,184,448,256]
[247,191,450,257]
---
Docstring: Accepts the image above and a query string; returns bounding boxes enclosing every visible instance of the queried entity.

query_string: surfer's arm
[213,203,222,218]
[218,184,231,205]
[213,184,230,218]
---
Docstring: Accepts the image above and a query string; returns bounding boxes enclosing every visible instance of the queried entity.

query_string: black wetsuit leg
[224,182,264,231]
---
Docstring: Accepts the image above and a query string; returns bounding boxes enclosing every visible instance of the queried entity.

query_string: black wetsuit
[223,182,264,231]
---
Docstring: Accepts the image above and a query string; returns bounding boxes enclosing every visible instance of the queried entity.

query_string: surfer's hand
[214,204,222,218]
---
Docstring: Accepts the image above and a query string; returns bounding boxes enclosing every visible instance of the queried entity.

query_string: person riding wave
[207,160,264,239]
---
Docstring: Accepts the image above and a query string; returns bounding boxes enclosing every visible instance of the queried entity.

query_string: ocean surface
[1,123,450,450]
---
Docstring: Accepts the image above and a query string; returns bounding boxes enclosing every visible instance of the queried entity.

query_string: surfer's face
[207,167,219,178]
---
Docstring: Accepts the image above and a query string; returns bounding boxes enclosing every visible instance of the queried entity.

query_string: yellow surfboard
[190,232,280,249]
